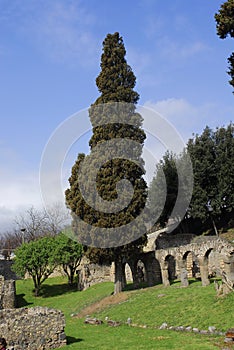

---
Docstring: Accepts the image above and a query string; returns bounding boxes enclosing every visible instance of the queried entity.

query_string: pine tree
[65,33,148,294]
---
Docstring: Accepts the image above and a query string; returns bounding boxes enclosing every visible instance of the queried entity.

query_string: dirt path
[76,292,129,318]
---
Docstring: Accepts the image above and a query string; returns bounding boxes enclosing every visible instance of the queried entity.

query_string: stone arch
[198,248,214,287]
[178,250,199,287]
[182,251,193,278]
[127,258,146,288]
[141,252,162,286]
[182,251,199,278]
[203,247,221,279]
[204,248,213,259]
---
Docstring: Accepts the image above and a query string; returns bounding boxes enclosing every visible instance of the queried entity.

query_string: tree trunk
[34,287,40,297]
[63,265,75,286]
[32,275,40,297]
[69,266,75,286]
[114,258,123,294]
[69,271,74,285]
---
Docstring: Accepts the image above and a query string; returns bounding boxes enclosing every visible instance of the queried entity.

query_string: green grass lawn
[15,277,234,349]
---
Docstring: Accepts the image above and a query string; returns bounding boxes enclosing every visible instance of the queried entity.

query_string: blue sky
[0,0,233,232]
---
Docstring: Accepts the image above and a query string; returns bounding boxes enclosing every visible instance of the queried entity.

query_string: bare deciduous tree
[0,204,70,255]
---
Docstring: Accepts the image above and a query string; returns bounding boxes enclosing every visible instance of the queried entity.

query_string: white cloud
[127,48,152,76]
[32,1,98,66]
[139,98,234,183]
[146,98,194,118]
[143,98,197,143]
[1,0,99,67]
[0,170,42,231]
[0,167,70,233]
[0,174,40,209]
[143,98,234,142]
[158,37,208,60]
[0,142,45,231]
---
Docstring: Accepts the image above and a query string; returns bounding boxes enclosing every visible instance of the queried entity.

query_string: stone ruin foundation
[76,235,234,293]
[0,306,66,350]
[0,275,66,349]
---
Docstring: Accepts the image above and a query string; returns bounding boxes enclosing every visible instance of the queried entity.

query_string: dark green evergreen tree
[187,124,234,234]
[65,33,147,294]
[187,127,217,223]
[148,124,234,236]
[215,0,234,91]
[148,150,192,233]
[148,151,178,229]
[214,123,234,217]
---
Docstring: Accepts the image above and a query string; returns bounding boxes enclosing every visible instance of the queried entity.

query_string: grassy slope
[15,277,234,349]
[96,280,234,331]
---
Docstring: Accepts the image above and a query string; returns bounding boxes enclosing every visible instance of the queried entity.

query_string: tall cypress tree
[65,33,148,293]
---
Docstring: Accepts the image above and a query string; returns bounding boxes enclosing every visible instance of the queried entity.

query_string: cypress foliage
[65,33,148,293]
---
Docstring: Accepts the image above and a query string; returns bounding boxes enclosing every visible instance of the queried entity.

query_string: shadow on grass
[123,281,156,291]
[170,279,206,287]
[40,283,77,298]
[66,336,83,345]
[188,278,201,285]
[121,278,212,292]
[16,293,33,308]
[124,279,205,290]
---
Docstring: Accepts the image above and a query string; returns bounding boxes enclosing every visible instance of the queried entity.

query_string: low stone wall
[0,307,66,350]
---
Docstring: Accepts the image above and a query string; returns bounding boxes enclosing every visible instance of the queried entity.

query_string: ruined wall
[76,235,234,290]
[0,307,66,350]
[77,262,114,290]
[155,233,196,249]
[0,276,16,309]
[156,237,234,287]
[0,260,19,280]
[0,275,66,349]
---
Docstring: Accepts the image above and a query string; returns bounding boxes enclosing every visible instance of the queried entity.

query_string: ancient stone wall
[77,262,114,290]
[77,259,138,290]
[0,275,66,349]
[155,233,196,249]
[155,237,234,287]
[0,307,66,350]
[76,235,234,290]
[0,276,16,309]
[0,260,19,280]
